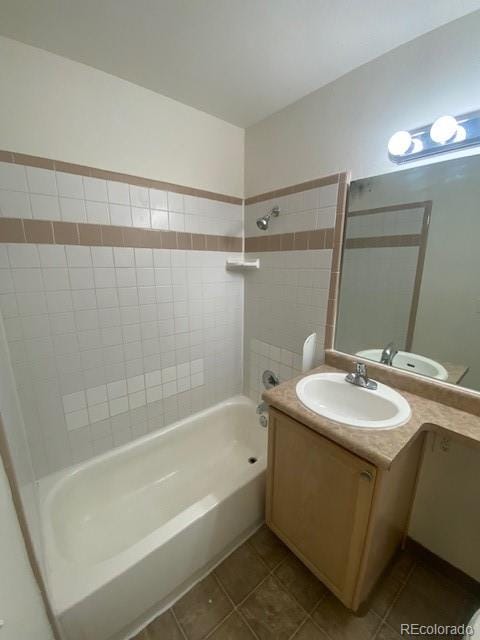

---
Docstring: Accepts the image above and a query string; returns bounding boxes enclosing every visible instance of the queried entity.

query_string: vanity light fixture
[388,109,480,163]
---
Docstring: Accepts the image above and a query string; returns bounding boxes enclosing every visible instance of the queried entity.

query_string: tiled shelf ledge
[0,217,242,252]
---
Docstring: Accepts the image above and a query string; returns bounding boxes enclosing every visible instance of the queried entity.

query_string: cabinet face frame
[266,408,377,608]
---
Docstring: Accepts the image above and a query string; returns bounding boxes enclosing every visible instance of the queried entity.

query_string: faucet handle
[355,362,367,376]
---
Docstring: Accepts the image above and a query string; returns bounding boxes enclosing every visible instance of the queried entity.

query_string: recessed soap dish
[225,258,260,271]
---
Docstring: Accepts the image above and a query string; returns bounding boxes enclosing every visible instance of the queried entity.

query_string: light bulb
[454,125,467,143]
[430,115,458,144]
[388,130,412,156]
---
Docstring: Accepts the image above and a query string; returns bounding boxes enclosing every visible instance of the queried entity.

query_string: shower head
[256,206,279,231]
[256,215,269,230]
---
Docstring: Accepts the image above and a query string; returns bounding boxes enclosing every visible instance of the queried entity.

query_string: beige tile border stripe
[0,217,242,251]
[245,228,334,252]
[348,200,432,217]
[244,173,341,205]
[0,149,242,205]
[345,234,422,249]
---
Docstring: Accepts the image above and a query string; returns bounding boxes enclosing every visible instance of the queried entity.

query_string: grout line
[205,534,311,639]
[170,607,189,640]
[212,542,326,640]
[201,609,236,640]
[287,616,310,640]
[221,570,271,610]
[211,573,262,640]
[286,590,332,640]
[308,618,334,640]
[371,556,419,639]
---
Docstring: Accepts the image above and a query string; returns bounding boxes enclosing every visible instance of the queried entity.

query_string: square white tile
[56,172,84,199]
[0,162,28,191]
[30,194,61,220]
[83,177,108,202]
[26,167,57,195]
[0,190,31,218]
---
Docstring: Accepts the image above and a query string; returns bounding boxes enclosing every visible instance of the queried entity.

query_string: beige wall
[0,307,53,638]
[245,11,480,578]
[0,462,53,639]
[410,433,480,581]
[0,36,244,197]
[245,10,480,196]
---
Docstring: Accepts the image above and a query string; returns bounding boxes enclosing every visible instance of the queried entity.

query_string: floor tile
[292,620,329,640]
[249,525,289,570]
[146,609,183,639]
[214,542,269,603]
[387,563,468,633]
[208,612,256,640]
[173,574,233,640]
[240,575,307,640]
[274,553,327,612]
[374,623,402,640]
[369,572,404,618]
[388,549,416,584]
[312,593,382,640]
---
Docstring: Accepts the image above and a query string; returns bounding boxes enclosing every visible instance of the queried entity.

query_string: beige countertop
[262,364,480,469]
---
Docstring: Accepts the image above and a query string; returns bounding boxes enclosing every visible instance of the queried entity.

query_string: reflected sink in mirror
[356,349,448,381]
[296,372,411,429]
[335,155,477,392]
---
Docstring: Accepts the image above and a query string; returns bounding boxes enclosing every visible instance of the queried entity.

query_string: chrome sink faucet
[380,342,398,366]
[345,362,378,390]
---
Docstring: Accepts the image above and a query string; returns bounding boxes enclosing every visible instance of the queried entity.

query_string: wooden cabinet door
[266,409,376,607]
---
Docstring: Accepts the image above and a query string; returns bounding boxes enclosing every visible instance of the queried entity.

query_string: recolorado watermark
[399,623,474,636]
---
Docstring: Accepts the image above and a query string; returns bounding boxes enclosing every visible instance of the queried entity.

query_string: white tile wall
[247,338,302,402]
[61,358,204,430]
[245,183,337,237]
[244,249,333,402]
[244,184,339,403]
[0,244,243,477]
[0,161,243,236]
[0,162,342,480]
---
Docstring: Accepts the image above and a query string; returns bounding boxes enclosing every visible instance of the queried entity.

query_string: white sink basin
[357,349,448,381]
[296,373,411,429]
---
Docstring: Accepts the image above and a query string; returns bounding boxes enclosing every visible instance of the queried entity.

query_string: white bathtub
[39,396,267,640]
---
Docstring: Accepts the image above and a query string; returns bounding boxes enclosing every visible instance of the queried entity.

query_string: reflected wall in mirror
[336,154,480,392]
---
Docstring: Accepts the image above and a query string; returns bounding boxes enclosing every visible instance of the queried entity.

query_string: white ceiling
[1,0,480,127]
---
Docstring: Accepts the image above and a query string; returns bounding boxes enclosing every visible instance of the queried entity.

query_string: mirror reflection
[336,155,480,392]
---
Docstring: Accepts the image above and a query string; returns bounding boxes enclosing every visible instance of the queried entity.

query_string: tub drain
[248,457,258,464]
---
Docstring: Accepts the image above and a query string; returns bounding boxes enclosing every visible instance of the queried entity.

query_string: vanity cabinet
[266,408,423,611]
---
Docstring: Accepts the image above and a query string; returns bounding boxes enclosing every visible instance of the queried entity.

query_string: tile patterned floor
[132,526,479,640]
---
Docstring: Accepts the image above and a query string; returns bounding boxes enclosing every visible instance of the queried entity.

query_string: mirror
[335,154,480,392]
